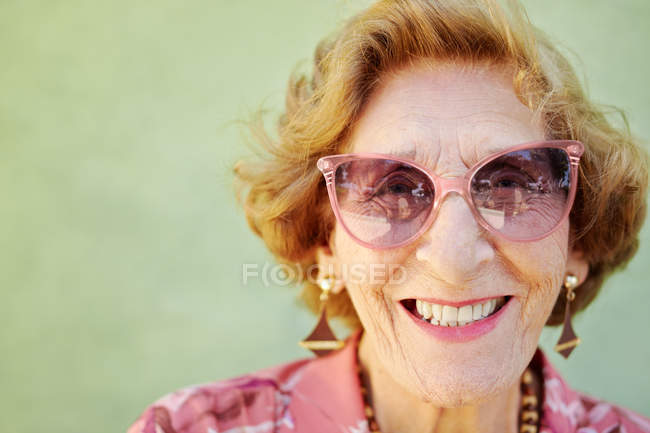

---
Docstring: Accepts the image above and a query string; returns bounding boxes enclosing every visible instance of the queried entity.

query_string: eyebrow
[386,149,418,160]
[370,146,442,170]
[466,140,522,165]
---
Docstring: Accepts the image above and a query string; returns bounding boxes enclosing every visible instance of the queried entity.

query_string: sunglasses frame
[317,140,584,249]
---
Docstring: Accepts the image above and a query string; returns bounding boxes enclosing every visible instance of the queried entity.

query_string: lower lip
[399,298,512,342]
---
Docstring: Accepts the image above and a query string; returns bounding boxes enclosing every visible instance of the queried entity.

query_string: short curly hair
[234,0,648,328]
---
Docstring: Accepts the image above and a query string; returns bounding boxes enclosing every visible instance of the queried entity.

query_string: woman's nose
[415,194,495,285]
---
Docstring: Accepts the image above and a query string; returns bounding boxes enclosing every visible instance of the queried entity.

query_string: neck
[357,333,521,433]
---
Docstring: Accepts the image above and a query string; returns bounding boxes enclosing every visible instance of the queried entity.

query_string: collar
[287,330,366,433]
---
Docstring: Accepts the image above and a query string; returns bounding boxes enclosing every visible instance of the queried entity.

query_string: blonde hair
[234,0,648,327]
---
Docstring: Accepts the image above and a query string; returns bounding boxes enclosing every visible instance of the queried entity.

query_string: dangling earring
[298,276,344,357]
[554,274,581,359]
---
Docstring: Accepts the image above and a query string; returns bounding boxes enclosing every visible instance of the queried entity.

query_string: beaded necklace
[356,359,542,433]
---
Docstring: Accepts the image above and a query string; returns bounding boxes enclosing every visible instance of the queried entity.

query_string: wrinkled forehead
[346,62,545,168]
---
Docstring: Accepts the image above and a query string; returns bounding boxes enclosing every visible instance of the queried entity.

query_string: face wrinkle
[321,63,580,432]
[506,240,565,356]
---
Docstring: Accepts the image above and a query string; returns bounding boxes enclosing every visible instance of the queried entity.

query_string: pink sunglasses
[317,140,584,249]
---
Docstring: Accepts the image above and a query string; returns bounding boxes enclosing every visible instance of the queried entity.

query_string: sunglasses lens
[470,147,572,240]
[333,158,435,247]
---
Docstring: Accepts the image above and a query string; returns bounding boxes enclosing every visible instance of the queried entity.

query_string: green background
[1,1,648,432]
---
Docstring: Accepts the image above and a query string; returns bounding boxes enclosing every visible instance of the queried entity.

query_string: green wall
[1,1,648,432]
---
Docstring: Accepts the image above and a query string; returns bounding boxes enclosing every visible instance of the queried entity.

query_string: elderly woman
[129,1,649,432]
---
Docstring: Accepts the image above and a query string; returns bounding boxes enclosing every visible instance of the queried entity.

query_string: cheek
[502,226,569,334]
[332,225,413,288]
[332,226,412,330]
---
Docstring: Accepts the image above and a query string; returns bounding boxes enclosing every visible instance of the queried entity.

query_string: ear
[314,244,345,295]
[566,248,589,287]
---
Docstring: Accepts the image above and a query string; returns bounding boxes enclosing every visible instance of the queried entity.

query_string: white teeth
[458,305,473,322]
[472,304,482,320]
[414,297,507,327]
[431,304,442,321]
[421,302,432,319]
[441,306,458,323]
[481,301,492,317]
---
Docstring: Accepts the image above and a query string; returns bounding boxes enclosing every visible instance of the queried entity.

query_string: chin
[387,295,537,404]
[390,334,525,407]
[414,365,517,407]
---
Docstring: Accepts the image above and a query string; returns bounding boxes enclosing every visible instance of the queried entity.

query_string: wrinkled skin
[316,61,589,433]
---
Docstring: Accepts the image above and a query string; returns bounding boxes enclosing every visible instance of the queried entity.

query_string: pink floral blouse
[128,332,649,433]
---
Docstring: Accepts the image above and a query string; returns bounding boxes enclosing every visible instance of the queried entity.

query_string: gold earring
[554,274,581,359]
[298,277,344,357]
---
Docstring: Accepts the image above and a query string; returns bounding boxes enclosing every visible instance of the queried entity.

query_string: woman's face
[321,62,587,406]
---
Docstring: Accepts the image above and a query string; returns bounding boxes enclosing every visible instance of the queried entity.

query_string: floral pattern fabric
[128,332,649,433]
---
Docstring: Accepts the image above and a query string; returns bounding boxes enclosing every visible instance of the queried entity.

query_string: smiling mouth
[401,296,512,327]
